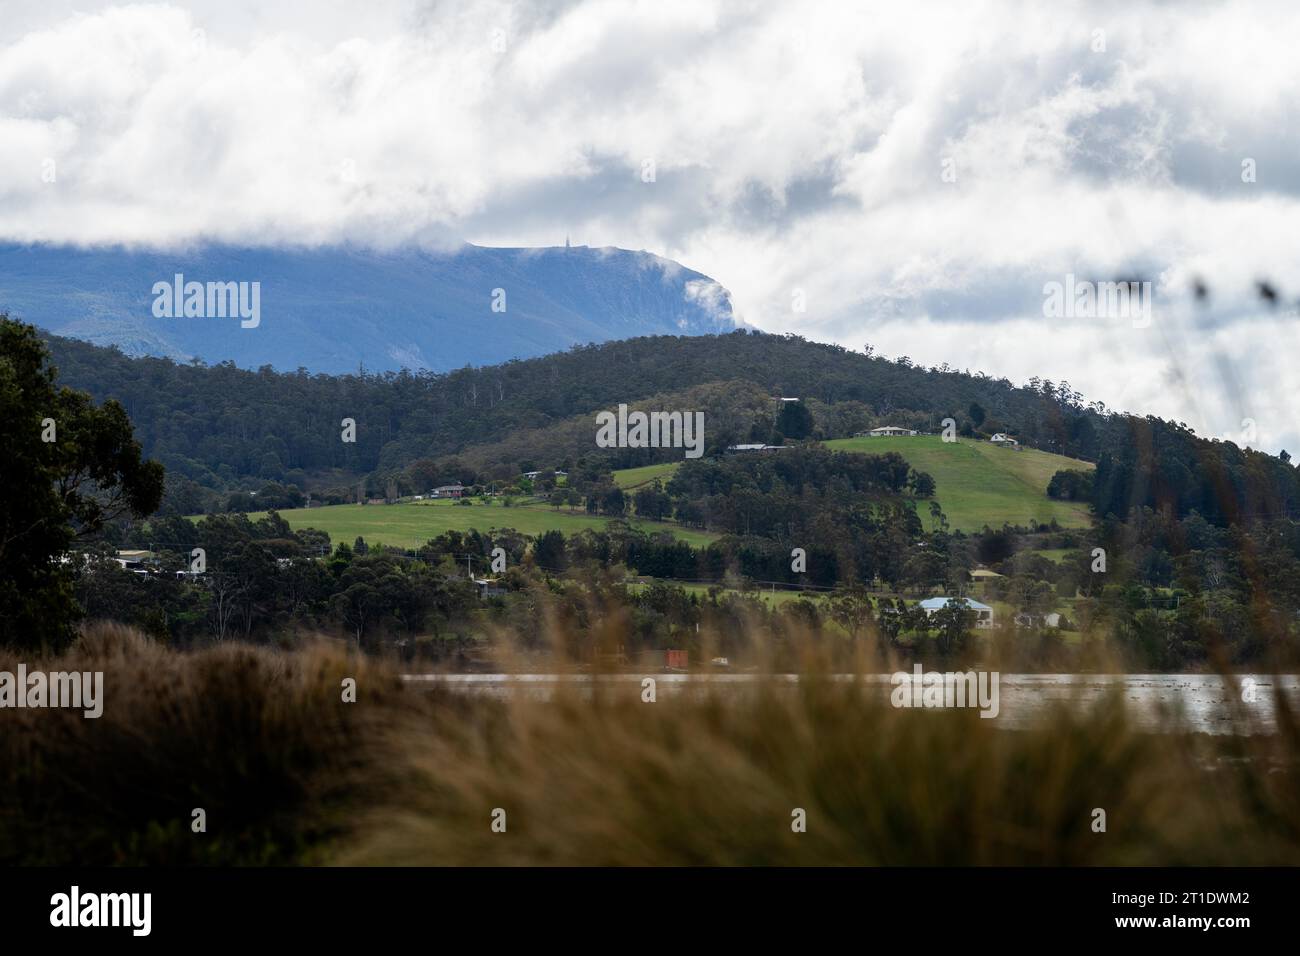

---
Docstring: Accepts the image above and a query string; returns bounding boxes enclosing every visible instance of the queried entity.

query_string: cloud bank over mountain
[1,1,1297,450]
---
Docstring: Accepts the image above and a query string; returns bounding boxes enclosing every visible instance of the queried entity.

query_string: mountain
[0,242,736,373]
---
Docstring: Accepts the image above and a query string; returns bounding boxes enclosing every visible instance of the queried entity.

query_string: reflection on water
[401,672,1300,735]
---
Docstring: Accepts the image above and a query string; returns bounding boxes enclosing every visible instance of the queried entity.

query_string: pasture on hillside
[243,497,717,549]
[824,435,1094,532]
[612,461,681,489]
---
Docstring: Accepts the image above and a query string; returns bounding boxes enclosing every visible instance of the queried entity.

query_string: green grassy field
[823,436,1094,532]
[612,461,681,490]
[243,498,717,549]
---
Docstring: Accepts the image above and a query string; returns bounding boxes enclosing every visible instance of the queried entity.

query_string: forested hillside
[37,324,1300,528]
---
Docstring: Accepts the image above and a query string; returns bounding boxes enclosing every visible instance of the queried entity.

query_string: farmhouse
[857,426,919,437]
[989,433,1019,448]
[725,443,787,453]
[918,596,995,629]
[430,484,465,499]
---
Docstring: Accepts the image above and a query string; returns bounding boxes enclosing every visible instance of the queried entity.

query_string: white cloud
[1,0,1298,452]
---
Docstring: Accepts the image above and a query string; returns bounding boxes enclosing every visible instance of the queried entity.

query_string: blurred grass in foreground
[1,622,1298,866]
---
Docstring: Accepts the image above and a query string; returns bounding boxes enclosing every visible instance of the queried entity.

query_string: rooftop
[919,596,993,612]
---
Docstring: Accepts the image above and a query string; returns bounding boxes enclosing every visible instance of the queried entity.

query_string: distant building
[918,596,994,629]
[969,568,1003,581]
[473,577,506,599]
[726,443,787,453]
[858,426,919,437]
[1015,611,1063,629]
[989,433,1019,448]
[665,649,689,670]
[113,550,154,573]
[430,484,465,499]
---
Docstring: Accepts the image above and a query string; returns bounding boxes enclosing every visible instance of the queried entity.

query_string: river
[401,672,1300,734]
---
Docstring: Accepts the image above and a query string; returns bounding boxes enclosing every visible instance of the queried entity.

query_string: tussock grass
[341,678,1292,866]
[2,623,1298,866]
[0,623,416,865]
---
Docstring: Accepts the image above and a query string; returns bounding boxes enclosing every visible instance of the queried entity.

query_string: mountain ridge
[0,241,736,374]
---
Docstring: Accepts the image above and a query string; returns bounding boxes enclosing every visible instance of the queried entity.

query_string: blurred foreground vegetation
[3,622,1299,866]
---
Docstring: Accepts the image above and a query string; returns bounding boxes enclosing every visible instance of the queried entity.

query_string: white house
[989,433,1019,448]
[859,425,919,437]
[918,596,995,629]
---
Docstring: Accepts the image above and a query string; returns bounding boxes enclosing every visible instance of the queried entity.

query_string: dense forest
[41,327,1103,476]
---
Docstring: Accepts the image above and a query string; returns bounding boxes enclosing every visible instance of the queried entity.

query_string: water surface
[401,672,1300,734]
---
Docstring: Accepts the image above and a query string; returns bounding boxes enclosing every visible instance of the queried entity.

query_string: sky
[1,0,1298,454]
